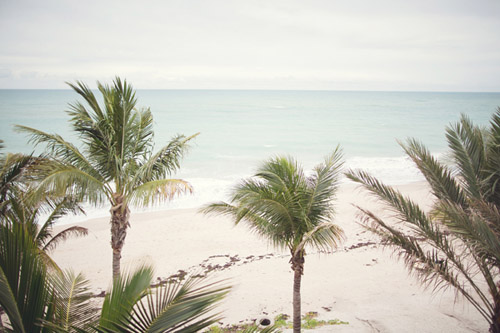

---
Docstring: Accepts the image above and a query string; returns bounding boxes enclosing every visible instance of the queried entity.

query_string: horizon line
[0,88,499,94]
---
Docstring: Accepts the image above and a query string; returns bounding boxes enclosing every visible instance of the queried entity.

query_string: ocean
[1,89,499,222]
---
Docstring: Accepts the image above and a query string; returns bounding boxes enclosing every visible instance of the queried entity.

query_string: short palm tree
[202,149,344,333]
[16,77,197,279]
[346,109,500,333]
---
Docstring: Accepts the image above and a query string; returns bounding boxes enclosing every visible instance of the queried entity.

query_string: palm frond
[120,277,230,332]
[0,153,38,216]
[356,205,492,322]
[14,126,99,176]
[200,201,291,250]
[305,147,343,224]
[98,264,153,331]
[35,196,85,246]
[346,169,437,238]
[133,133,198,184]
[439,201,500,267]
[66,80,105,121]
[33,164,109,205]
[43,270,98,332]
[294,222,344,256]
[445,114,487,199]
[0,222,52,333]
[0,264,24,333]
[128,179,193,207]
[400,138,467,206]
[485,107,500,203]
[127,107,154,157]
[42,226,89,253]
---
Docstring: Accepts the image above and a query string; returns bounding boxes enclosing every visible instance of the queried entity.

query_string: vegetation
[346,109,500,333]
[205,312,348,332]
[0,220,229,332]
[205,324,277,332]
[0,156,229,333]
[202,149,344,333]
[16,77,197,279]
[0,143,88,268]
[0,87,231,331]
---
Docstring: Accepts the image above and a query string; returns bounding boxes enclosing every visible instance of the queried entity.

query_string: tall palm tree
[16,77,197,279]
[201,149,344,333]
[346,109,500,333]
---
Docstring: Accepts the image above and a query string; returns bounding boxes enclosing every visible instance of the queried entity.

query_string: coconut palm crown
[16,77,197,279]
[347,108,500,333]
[202,148,344,333]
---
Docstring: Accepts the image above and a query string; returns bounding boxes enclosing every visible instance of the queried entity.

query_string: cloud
[0,0,499,90]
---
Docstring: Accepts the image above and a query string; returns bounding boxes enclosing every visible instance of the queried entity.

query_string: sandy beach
[51,182,487,332]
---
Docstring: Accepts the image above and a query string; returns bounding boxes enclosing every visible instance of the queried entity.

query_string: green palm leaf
[445,114,486,199]
[0,223,52,333]
[98,265,153,331]
[43,270,98,332]
[128,179,193,207]
[122,278,230,332]
[97,265,230,333]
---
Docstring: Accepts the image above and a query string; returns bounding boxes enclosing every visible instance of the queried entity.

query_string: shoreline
[51,181,486,332]
[53,179,429,226]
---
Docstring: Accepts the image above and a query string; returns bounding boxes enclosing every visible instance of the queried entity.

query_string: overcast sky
[0,0,499,91]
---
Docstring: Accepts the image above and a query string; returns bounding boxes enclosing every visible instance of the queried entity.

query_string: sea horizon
[1,88,499,93]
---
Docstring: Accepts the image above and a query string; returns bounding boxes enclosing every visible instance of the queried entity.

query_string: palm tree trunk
[492,290,500,333]
[110,194,130,280]
[291,252,305,333]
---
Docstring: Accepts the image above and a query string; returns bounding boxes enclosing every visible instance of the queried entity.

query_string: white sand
[52,182,487,332]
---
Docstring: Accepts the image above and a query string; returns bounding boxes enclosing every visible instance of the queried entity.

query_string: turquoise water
[1,89,499,215]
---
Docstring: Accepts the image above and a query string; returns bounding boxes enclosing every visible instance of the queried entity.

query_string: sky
[0,0,499,91]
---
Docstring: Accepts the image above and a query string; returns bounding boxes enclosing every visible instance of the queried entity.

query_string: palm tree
[346,109,500,333]
[16,77,197,279]
[201,149,345,333]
